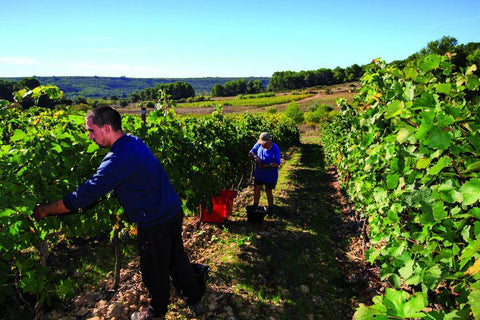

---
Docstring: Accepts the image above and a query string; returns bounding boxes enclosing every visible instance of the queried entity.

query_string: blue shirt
[63,134,181,227]
[250,142,281,183]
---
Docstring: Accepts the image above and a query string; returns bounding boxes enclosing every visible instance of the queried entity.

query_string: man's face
[261,140,272,149]
[86,118,108,148]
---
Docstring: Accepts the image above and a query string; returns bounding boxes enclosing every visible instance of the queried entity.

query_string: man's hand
[249,152,261,163]
[32,200,70,221]
[33,204,48,221]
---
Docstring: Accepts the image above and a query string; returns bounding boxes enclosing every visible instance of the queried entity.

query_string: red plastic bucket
[201,190,238,223]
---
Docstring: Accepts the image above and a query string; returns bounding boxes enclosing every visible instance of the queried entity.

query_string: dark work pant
[137,210,202,316]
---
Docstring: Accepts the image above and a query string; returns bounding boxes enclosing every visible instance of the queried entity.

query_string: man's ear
[102,124,111,134]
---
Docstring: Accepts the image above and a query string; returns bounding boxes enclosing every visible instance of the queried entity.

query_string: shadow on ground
[209,142,367,320]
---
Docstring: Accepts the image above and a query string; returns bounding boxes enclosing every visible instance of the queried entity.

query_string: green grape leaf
[385,100,405,119]
[466,74,480,90]
[86,143,99,153]
[460,240,480,269]
[466,64,478,75]
[403,293,426,318]
[460,179,480,206]
[404,82,415,101]
[427,156,452,176]
[353,303,388,320]
[404,66,418,80]
[437,181,463,203]
[386,174,399,189]
[11,129,28,142]
[466,161,480,172]
[397,125,416,144]
[424,126,452,150]
[384,288,408,317]
[432,201,447,220]
[469,281,480,319]
[437,83,452,95]
[467,207,480,219]
[423,265,442,289]
[419,54,441,72]
[398,259,414,279]
[414,92,436,110]
[0,99,10,108]
[362,131,374,147]
[51,144,63,153]
[0,208,16,218]
[416,157,432,169]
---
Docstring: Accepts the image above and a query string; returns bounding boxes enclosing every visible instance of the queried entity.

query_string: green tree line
[129,81,195,102]
[210,79,265,97]
[267,36,480,92]
[267,65,364,92]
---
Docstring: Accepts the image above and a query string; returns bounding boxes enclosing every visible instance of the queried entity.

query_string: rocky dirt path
[45,128,380,320]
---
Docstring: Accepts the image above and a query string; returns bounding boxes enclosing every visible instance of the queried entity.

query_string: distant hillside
[1,76,270,99]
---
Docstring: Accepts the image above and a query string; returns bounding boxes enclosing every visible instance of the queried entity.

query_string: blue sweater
[250,142,281,183]
[63,134,181,227]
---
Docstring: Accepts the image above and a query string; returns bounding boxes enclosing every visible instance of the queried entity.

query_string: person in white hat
[248,132,281,212]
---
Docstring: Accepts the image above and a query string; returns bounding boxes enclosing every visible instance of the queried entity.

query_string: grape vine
[321,55,480,319]
[0,91,300,311]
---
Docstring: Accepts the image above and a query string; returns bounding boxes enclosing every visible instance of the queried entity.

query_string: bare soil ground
[38,126,384,320]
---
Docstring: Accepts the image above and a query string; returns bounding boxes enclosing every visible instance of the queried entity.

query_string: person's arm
[249,144,261,163]
[259,162,278,168]
[260,144,281,168]
[64,152,132,211]
[33,199,71,220]
[250,152,261,163]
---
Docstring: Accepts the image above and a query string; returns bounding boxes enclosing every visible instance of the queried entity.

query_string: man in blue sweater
[33,106,203,320]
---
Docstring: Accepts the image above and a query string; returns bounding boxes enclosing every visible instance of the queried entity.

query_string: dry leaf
[465,258,480,276]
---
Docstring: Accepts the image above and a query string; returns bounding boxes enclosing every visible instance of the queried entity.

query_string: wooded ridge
[0,76,271,98]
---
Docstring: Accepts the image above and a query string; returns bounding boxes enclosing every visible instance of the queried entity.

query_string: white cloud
[0,56,38,65]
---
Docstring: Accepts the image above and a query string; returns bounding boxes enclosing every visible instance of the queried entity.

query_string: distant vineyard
[321,55,480,318]
[177,93,313,108]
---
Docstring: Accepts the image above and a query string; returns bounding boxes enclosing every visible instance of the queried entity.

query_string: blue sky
[1,0,479,78]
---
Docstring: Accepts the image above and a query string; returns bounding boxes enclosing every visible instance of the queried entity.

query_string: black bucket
[192,263,210,295]
[246,205,267,223]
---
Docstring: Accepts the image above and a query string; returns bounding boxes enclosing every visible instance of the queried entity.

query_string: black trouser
[137,209,202,316]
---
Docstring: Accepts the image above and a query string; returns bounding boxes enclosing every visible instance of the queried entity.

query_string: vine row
[321,55,480,319]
